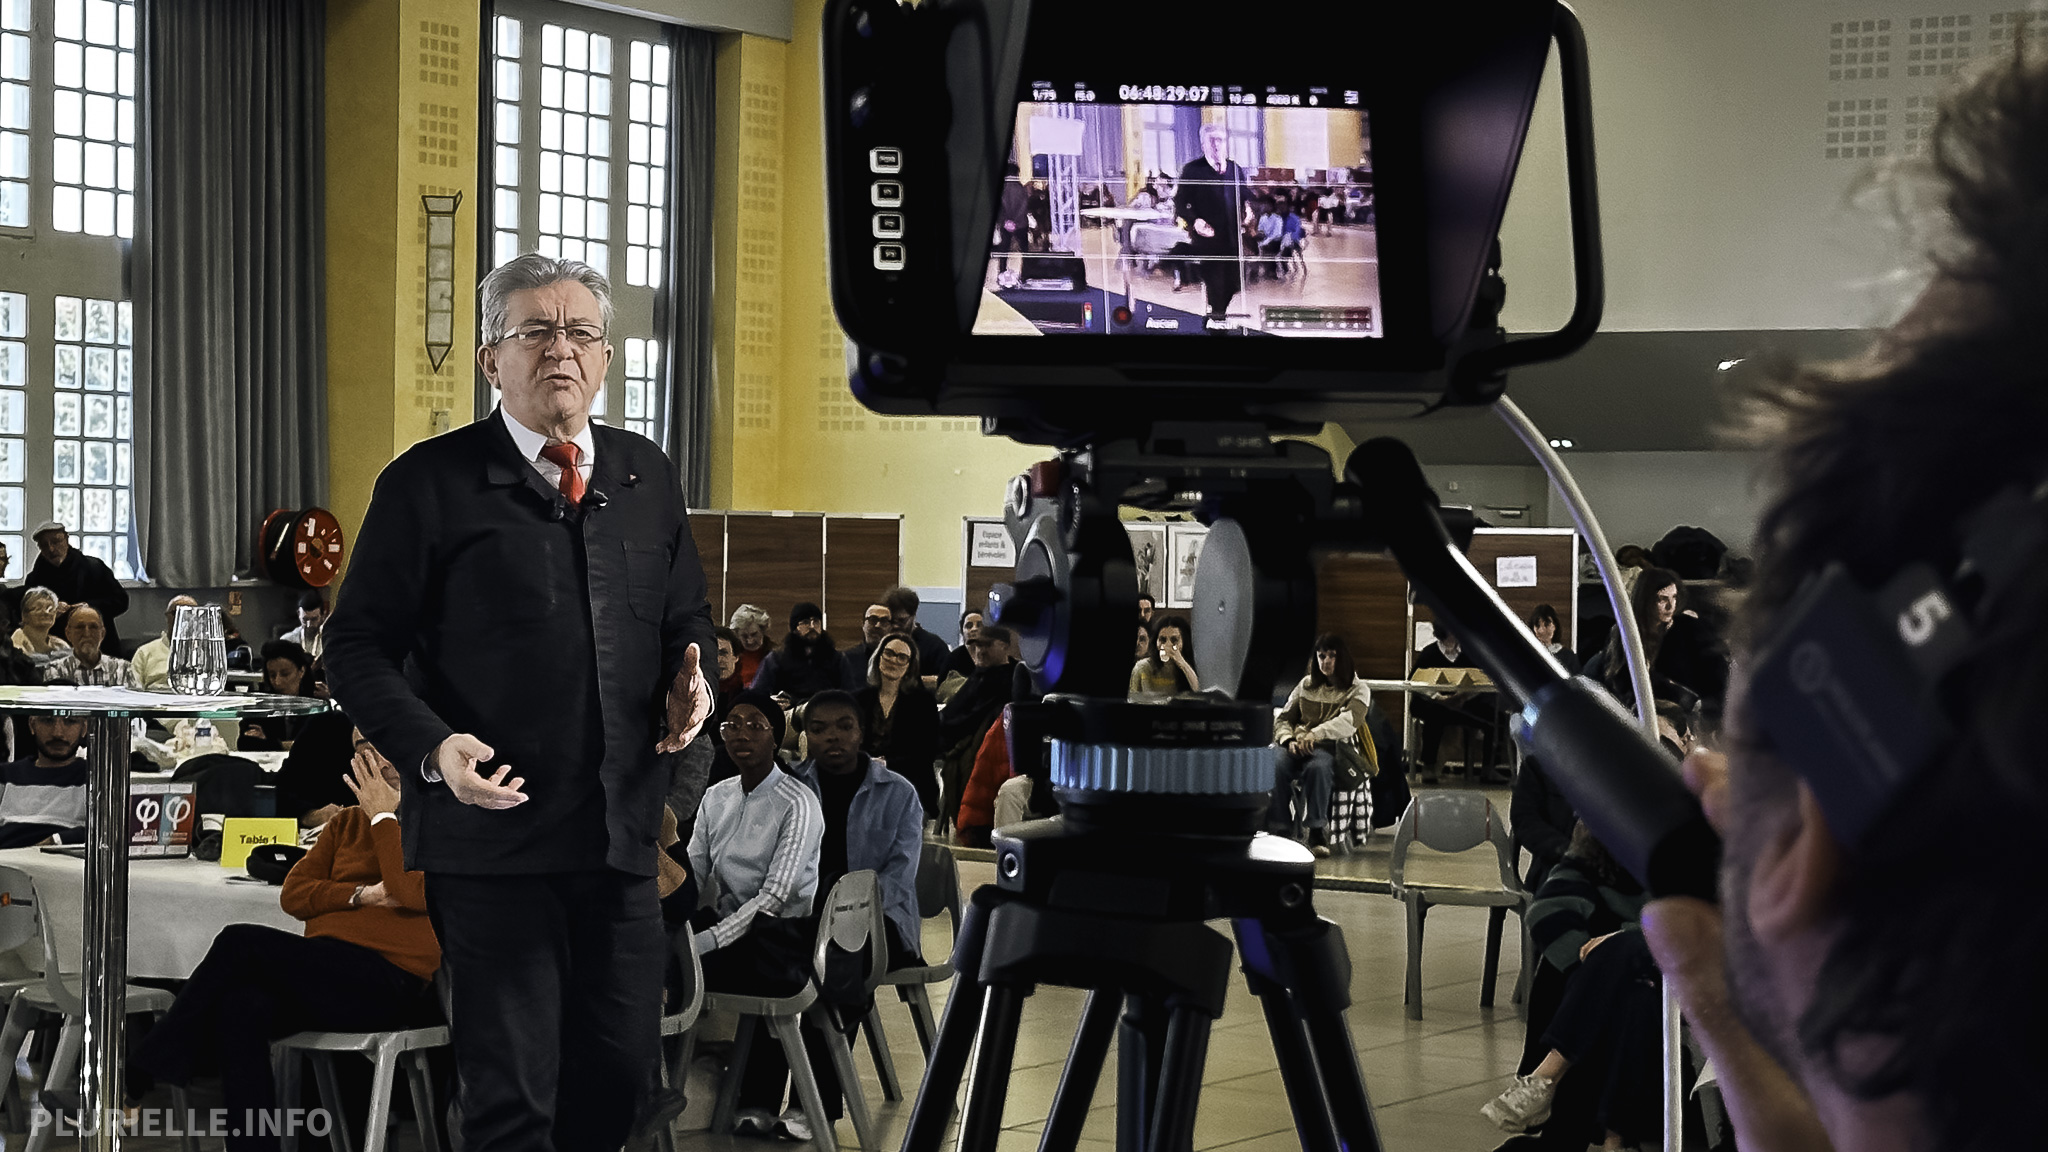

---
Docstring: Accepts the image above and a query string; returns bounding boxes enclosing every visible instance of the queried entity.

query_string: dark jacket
[26,547,128,654]
[751,634,844,704]
[1510,757,1577,891]
[839,642,875,692]
[906,627,950,683]
[274,709,360,822]
[324,411,715,876]
[855,683,941,817]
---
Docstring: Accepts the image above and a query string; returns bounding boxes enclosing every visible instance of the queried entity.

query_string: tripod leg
[1238,916,1385,1152]
[1144,1003,1213,1152]
[1247,977,1339,1152]
[1116,994,1165,1152]
[1038,989,1120,1152]
[958,984,1027,1152]
[901,886,996,1152]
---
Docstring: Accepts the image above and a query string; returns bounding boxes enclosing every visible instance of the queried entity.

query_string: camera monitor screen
[972,81,1381,340]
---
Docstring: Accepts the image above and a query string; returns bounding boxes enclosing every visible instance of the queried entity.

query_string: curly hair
[1736,48,2048,1152]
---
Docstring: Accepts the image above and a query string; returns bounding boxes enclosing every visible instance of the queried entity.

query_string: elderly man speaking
[325,254,715,1152]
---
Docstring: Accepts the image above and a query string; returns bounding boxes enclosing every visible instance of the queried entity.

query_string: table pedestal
[79,714,131,1152]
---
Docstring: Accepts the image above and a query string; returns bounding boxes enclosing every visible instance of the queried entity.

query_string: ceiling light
[1717,358,1746,372]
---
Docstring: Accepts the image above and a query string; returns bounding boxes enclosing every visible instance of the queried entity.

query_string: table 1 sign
[127,782,197,859]
[219,817,299,869]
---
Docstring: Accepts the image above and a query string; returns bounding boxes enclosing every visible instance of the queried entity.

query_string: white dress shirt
[499,405,596,493]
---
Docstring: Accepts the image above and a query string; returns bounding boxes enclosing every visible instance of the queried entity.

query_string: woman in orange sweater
[127,742,441,1152]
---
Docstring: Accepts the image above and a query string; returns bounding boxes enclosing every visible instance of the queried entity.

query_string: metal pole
[81,712,131,1152]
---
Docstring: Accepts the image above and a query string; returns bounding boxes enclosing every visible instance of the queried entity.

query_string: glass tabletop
[0,686,332,718]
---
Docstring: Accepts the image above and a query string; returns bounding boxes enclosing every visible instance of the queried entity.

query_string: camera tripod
[898,710,1383,1152]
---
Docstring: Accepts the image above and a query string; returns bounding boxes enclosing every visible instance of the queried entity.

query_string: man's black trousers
[426,870,664,1152]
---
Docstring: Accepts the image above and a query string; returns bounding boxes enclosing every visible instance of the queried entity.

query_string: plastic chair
[272,971,451,1152]
[1387,792,1532,1021]
[864,843,962,1093]
[695,870,885,1152]
[0,866,195,1152]
[651,920,706,1152]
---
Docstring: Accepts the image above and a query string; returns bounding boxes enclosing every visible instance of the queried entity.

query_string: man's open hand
[434,733,528,809]
[657,644,713,753]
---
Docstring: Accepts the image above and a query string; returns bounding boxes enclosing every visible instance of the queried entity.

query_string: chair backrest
[667,922,706,1030]
[1388,792,1522,896]
[0,865,79,1016]
[914,842,961,936]
[813,869,887,995]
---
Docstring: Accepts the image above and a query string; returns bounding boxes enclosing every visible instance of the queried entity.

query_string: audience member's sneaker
[773,1108,814,1142]
[1481,1074,1557,1132]
[732,1107,777,1137]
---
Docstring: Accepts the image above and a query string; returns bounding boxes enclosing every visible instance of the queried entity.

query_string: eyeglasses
[878,648,911,662]
[720,718,773,735]
[495,323,607,350]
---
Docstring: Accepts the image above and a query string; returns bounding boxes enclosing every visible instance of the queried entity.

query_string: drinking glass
[167,603,228,695]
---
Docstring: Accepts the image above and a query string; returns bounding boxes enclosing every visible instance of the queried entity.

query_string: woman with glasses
[856,632,942,818]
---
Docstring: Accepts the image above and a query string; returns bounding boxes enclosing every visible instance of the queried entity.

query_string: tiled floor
[107,787,1528,1152]
[667,814,1529,1152]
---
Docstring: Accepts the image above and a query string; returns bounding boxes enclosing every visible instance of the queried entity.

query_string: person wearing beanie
[683,690,826,1139]
[748,601,843,705]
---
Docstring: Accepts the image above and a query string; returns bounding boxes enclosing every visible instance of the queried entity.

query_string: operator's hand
[1193,219,1216,239]
[1579,931,1618,962]
[433,733,528,809]
[657,643,714,753]
[1641,750,1834,1152]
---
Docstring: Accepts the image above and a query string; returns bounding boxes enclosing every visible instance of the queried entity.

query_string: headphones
[1749,482,2048,850]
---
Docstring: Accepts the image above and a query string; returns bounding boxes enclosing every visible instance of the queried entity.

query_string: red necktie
[539,442,585,504]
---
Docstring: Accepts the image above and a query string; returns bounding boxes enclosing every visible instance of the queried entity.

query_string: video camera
[822,5,1715,1150]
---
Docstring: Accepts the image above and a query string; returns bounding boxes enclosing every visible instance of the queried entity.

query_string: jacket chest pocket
[621,543,669,621]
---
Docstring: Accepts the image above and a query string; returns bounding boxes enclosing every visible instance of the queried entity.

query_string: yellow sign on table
[219,818,298,869]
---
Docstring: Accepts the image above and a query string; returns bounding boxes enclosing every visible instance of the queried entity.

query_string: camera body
[823,0,1575,441]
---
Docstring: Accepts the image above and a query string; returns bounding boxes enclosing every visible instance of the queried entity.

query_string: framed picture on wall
[1167,524,1206,607]
[1126,523,1167,604]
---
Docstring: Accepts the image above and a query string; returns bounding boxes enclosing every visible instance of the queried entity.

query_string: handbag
[1328,738,1371,791]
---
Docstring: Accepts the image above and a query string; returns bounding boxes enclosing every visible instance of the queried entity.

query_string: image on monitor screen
[972,85,1381,339]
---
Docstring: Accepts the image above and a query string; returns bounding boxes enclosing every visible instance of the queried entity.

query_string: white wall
[1497,0,2017,334]
[1422,464,1552,523]
[1545,451,1768,555]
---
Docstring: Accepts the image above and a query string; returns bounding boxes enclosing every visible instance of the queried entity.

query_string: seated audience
[222,615,255,671]
[1271,633,1374,857]
[1484,824,1655,1150]
[1410,626,1493,780]
[713,625,744,700]
[1136,594,1155,625]
[940,608,982,680]
[1583,566,1727,717]
[26,521,128,654]
[240,639,315,750]
[729,603,772,689]
[280,588,328,665]
[882,586,951,681]
[955,703,1056,848]
[841,604,893,692]
[750,602,843,706]
[739,691,922,1142]
[685,691,829,1139]
[0,714,88,847]
[128,752,441,1152]
[1510,755,1577,894]
[131,595,199,690]
[855,632,941,817]
[11,586,70,666]
[1129,613,1199,697]
[274,712,370,827]
[937,626,1019,824]
[1528,603,1581,677]
[43,605,139,687]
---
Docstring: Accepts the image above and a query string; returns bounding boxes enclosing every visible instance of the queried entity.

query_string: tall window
[0,0,139,580]
[486,1,674,443]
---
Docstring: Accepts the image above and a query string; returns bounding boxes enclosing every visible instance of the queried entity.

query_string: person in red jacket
[955,710,1011,848]
[125,747,441,1152]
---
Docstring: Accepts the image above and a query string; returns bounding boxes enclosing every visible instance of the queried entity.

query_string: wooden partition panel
[687,512,726,625]
[824,517,902,642]
[1416,529,1579,648]
[724,514,825,635]
[1315,552,1412,716]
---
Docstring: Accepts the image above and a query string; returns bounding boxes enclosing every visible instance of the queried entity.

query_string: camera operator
[1641,51,2048,1152]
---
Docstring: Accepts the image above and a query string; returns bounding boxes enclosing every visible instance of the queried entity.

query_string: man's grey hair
[729,604,771,634]
[20,587,56,616]
[477,253,614,344]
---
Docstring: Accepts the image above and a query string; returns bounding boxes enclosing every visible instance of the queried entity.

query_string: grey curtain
[662,26,716,504]
[140,0,327,586]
